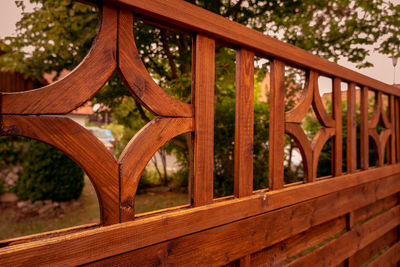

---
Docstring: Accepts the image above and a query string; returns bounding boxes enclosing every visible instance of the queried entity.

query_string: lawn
[0,178,187,240]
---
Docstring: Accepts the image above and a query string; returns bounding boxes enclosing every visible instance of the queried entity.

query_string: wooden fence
[1,0,400,266]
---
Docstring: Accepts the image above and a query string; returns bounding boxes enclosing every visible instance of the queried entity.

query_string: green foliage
[0,0,97,79]
[0,136,27,170]
[16,141,84,202]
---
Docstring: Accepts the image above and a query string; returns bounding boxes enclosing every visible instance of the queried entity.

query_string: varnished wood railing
[0,0,400,266]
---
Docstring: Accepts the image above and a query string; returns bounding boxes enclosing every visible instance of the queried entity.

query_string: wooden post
[192,34,215,206]
[389,95,396,164]
[333,77,342,176]
[269,59,285,190]
[360,86,369,170]
[347,83,357,173]
[234,48,254,198]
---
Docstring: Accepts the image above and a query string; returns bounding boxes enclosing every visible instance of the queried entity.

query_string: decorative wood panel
[1,0,400,266]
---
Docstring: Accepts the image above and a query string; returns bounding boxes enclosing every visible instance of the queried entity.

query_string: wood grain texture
[333,77,342,176]
[234,48,254,197]
[0,4,117,115]
[2,1,400,265]
[360,86,369,169]
[117,9,193,117]
[269,59,285,190]
[311,128,335,179]
[285,123,313,182]
[192,34,215,206]
[345,194,398,265]
[369,92,382,129]
[1,165,399,266]
[250,216,346,266]
[367,241,400,267]
[119,117,193,221]
[312,74,335,128]
[389,95,396,164]
[348,227,397,266]
[285,70,314,123]
[287,205,400,267]
[97,0,400,97]
[347,83,357,173]
[1,116,119,225]
[352,194,398,226]
[396,98,400,163]
[83,175,400,267]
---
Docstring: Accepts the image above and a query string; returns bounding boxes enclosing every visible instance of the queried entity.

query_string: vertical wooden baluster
[360,86,369,170]
[396,98,400,163]
[192,34,215,206]
[389,95,396,164]
[234,48,254,198]
[333,77,342,176]
[269,59,285,190]
[347,83,357,173]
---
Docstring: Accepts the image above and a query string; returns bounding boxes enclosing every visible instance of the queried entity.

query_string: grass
[135,191,188,214]
[0,177,187,241]
[0,177,99,240]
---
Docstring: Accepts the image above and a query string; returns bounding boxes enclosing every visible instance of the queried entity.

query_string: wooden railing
[0,0,399,266]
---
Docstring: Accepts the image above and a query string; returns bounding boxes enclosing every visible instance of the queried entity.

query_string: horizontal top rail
[94,0,400,96]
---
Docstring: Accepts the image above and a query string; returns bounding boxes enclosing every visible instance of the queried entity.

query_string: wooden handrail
[97,0,400,96]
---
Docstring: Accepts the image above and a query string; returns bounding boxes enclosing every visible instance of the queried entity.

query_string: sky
[0,1,399,87]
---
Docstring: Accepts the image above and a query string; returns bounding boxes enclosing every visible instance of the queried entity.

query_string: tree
[1,0,399,196]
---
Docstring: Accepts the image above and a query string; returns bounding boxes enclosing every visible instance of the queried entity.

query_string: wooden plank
[118,9,193,117]
[287,206,400,267]
[80,174,400,267]
[192,34,215,206]
[0,4,117,114]
[234,48,254,198]
[368,241,400,267]
[1,166,400,266]
[352,194,398,225]
[347,83,357,173]
[250,216,346,266]
[348,228,397,267]
[268,59,285,189]
[389,95,396,164]
[396,98,400,163]
[347,194,398,266]
[1,115,119,225]
[239,255,251,267]
[119,117,193,221]
[333,78,342,176]
[95,0,400,97]
[361,86,369,170]
[0,223,99,248]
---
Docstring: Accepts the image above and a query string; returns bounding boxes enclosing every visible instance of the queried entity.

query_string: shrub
[16,141,84,202]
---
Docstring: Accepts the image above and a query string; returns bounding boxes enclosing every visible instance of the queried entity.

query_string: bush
[16,141,84,202]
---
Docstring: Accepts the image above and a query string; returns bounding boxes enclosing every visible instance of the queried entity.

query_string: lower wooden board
[368,241,400,267]
[249,216,347,266]
[348,228,397,267]
[84,174,400,267]
[287,205,400,266]
[1,171,399,266]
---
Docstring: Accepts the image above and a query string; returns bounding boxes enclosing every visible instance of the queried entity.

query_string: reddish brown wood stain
[0,0,400,266]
